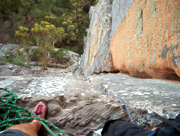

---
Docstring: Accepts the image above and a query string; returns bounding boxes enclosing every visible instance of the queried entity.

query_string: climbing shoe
[32,101,47,119]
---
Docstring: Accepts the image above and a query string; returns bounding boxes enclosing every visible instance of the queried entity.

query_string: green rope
[0,88,68,136]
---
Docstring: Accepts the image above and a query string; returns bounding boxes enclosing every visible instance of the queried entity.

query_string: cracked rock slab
[0,64,180,134]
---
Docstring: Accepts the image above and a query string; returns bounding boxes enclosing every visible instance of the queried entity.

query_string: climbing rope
[84,79,135,124]
[0,88,68,136]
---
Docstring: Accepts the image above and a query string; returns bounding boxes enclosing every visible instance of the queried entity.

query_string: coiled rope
[0,88,68,136]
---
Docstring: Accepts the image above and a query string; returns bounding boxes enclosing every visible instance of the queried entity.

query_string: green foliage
[1,0,98,55]
[15,26,31,64]
[29,8,44,19]
[15,26,30,45]
[30,20,66,67]
[14,19,67,68]
[44,14,57,23]
[0,0,21,20]
[41,57,49,69]
[30,47,45,61]
[92,0,99,5]
[0,60,6,65]
[61,0,71,9]
[60,0,96,53]
[51,48,68,63]
[1,52,30,68]
[31,21,65,47]
[3,21,11,29]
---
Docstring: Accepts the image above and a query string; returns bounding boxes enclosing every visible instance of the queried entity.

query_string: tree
[60,0,92,53]
[31,20,65,68]
[0,0,21,20]
[15,26,31,65]
[31,20,65,48]
[1,0,98,54]
[15,19,66,68]
[15,26,30,46]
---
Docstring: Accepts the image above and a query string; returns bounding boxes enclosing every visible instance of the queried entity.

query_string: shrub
[50,48,69,63]
[15,26,30,46]
[30,20,66,67]
[31,21,65,47]
[2,52,30,67]
[30,47,45,62]
[0,59,6,65]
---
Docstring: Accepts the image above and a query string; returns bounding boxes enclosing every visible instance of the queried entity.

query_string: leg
[1,101,47,136]
[5,120,41,136]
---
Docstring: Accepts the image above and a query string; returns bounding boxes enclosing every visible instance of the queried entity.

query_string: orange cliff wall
[110,0,180,78]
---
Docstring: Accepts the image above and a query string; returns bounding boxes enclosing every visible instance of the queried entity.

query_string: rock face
[0,64,43,76]
[0,43,20,58]
[17,92,135,135]
[77,0,115,76]
[110,0,180,78]
[111,0,134,35]
[78,0,180,78]
[1,64,180,134]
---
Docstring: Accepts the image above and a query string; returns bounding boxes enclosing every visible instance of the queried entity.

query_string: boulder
[66,50,80,65]
[0,64,43,76]
[0,43,20,58]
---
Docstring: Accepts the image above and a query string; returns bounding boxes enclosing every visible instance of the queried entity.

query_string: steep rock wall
[77,0,115,76]
[110,0,180,78]
[77,0,135,75]
[112,0,134,35]
[78,0,180,78]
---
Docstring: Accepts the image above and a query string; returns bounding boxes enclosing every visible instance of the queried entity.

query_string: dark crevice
[93,69,180,84]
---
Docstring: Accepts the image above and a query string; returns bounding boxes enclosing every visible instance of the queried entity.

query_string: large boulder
[77,0,180,78]
[0,64,43,76]
[66,50,80,65]
[0,43,20,58]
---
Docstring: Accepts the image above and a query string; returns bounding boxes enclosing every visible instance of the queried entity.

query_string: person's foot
[32,101,47,119]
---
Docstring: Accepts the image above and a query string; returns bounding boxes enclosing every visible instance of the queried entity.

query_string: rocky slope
[1,64,180,135]
[0,43,80,70]
[77,0,180,79]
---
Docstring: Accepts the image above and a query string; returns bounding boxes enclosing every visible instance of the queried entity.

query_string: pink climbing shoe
[32,101,47,119]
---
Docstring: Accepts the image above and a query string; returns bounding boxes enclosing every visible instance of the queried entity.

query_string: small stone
[58,95,68,108]
[48,103,61,116]
[147,122,153,127]
[110,104,120,110]
[151,127,158,131]
[139,109,148,114]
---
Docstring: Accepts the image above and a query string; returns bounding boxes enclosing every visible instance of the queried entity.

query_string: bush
[0,59,6,65]
[30,47,45,61]
[29,8,44,19]
[50,48,69,63]
[2,52,30,67]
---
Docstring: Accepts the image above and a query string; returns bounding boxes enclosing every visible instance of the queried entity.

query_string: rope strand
[0,88,67,136]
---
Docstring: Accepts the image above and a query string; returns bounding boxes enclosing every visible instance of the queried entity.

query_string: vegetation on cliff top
[0,0,98,54]
[0,0,98,68]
